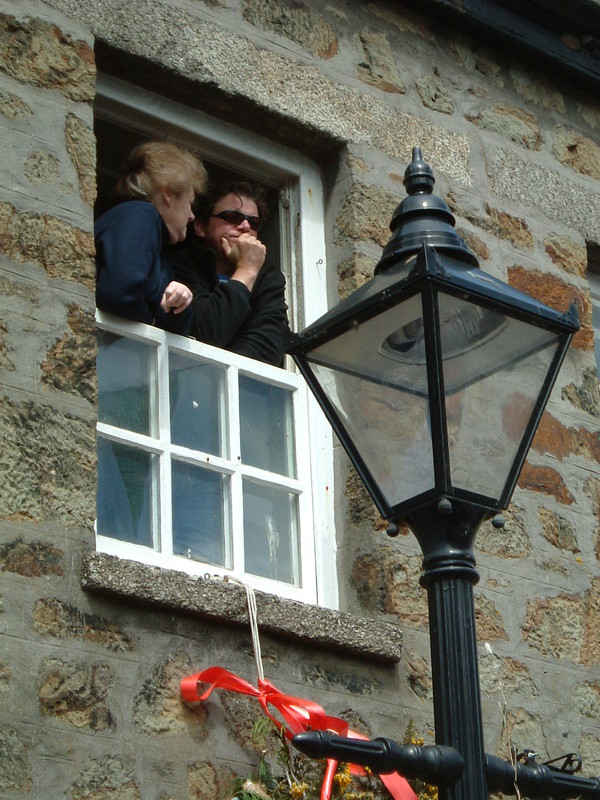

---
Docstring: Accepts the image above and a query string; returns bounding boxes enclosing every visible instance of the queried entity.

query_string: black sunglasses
[210,210,261,231]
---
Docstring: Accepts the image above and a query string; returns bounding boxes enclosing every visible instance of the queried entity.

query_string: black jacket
[167,237,289,366]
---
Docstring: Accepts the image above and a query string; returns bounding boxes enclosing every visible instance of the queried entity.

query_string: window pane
[171,460,228,566]
[170,353,227,456]
[96,437,156,547]
[243,481,299,585]
[239,376,296,477]
[97,331,155,435]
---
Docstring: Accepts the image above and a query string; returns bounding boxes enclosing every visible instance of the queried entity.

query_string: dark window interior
[94,115,281,261]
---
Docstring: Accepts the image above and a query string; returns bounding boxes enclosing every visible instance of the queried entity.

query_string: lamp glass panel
[438,293,563,499]
[307,294,435,508]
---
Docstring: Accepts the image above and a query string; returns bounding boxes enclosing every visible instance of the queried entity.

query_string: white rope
[226,576,264,682]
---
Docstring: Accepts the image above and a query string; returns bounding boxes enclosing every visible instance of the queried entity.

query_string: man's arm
[228,266,289,365]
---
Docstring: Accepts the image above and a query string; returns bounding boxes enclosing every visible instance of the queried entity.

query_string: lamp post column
[406,501,491,800]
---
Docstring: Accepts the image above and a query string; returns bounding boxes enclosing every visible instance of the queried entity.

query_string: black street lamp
[288,148,580,800]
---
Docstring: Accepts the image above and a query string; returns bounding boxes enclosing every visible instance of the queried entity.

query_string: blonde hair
[116,141,207,202]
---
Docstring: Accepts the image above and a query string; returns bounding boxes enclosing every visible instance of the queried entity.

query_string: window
[591,273,600,372]
[94,75,336,607]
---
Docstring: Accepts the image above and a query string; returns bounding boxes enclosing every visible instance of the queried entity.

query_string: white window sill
[81,552,403,664]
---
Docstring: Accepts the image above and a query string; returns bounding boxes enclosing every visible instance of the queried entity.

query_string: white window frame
[590,272,600,374]
[94,75,337,608]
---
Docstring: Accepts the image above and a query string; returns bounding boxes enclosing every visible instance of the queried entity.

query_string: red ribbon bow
[181,666,417,800]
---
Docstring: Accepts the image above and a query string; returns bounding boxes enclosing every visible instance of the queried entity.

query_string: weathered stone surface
[501,707,548,760]
[489,148,600,242]
[0,87,33,118]
[24,148,60,184]
[575,681,600,719]
[544,234,588,278]
[0,660,9,693]
[220,690,263,753]
[583,477,600,560]
[562,367,600,417]
[0,725,31,792]
[0,318,14,371]
[479,653,538,698]
[65,112,96,206]
[582,577,600,668]
[336,251,377,300]
[580,732,600,777]
[458,227,490,260]
[467,103,542,150]
[299,661,380,696]
[33,598,135,650]
[134,652,204,735]
[356,31,405,93]
[38,656,115,730]
[475,594,508,641]
[344,467,386,531]
[44,0,471,182]
[446,194,534,250]
[351,547,428,624]
[450,38,502,81]
[366,3,433,39]
[522,594,585,662]
[0,398,95,527]
[485,205,534,249]
[41,303,96,402]
[0,201,95,287]
[0,13,94,102]
[553,127,600,180]
[405,650,432,700]
[81,552,404,663]
[242,0,338,59]
[71,756,140,800]
[188,760,232,800]
[477,504,530,558]
[416,68,453,114]
[517,462,575,505]
[538,507,580,553]
[510,66,565,112]
[334,182,398,247]
[0,537,64,576]
[531,412,600,464]
[508,265,592,350]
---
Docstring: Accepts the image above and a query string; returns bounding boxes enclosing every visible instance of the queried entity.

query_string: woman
[95,140,207,334]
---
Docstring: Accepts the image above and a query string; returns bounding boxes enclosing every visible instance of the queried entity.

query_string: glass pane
[97,331,155,435]
[96,437,156,547]
[171,460,228,566]
[170,353,226,456]
[239,376,295,477]
[311,363,434,508]
[307,293,435,508]
[243,481,300,585]
[440,295,562,499]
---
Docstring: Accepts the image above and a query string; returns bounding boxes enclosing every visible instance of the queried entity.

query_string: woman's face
[155,187,195,244]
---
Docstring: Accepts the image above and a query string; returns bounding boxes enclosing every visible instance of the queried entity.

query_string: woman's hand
[161,280,192,314]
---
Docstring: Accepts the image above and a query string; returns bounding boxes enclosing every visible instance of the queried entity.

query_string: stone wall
[1,0,600,797]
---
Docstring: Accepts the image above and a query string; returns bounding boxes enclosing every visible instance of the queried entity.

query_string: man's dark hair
[194,180,269,224]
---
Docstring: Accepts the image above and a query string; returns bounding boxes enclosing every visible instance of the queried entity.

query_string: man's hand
[161,280,193,314]
[222,233,266,291]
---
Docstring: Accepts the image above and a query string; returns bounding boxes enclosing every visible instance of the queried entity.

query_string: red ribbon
[181,666,417,800]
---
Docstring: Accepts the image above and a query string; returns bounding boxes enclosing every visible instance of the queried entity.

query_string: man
[167,180,289,366]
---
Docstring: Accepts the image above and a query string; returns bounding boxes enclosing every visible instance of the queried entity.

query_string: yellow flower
[290,781,309,799]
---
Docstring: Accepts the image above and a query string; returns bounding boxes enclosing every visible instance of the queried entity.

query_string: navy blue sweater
[95,200,192,335]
